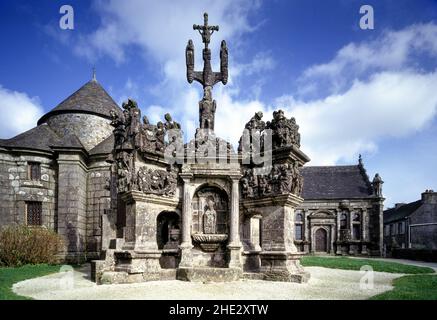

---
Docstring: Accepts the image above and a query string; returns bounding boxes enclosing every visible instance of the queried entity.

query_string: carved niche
[192,186,229,235]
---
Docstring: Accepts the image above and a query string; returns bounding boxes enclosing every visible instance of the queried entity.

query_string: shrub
[0,225,63,267]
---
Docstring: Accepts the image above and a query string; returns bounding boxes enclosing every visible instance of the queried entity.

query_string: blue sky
[1,0,437,206]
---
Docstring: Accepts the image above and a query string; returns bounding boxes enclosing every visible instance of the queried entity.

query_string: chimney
[395,203,406,209]
[421,189,437,204]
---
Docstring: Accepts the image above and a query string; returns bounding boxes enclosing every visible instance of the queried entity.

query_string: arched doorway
[156,211,180,250]
[315,228,328,253]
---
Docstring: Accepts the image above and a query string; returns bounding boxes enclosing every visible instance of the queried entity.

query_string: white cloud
[0,86,44,139]
[299,23,437,96]
[72,4,437,173]
[280,71,437,165]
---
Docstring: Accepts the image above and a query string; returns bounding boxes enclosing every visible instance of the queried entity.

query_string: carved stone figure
[155,121,166,153]
[203,196,217,234]
[199,87,216,130]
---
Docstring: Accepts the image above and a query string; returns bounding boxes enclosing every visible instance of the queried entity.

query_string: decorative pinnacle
[92,67,97,82]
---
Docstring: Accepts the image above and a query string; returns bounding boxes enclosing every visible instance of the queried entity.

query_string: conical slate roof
[37,79,122,125]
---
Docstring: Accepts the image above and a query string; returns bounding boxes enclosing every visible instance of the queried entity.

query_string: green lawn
[0,264,60,300]
[301,256,435,274]
[370,274,437,300]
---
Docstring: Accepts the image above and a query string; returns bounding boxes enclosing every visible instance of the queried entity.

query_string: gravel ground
[12,265,401,300]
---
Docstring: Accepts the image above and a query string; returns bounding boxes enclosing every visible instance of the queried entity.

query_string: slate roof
[383,200,422,224]
[0,123,85,153]
[89,134,114,156]
[301,165,374,200]
[37,79,122,125]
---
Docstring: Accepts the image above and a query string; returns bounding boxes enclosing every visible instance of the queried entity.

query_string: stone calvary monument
[93,12,311,284]
[0,13,385,285]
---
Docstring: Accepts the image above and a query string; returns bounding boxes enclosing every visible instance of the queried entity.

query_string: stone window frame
[340,211,348,230]
[26,201,42,226]
[351,211,361,240]
[28,162,41,181]
[390,223,395,235]
[384,225,390,236]
[295,212,304,241]
[397,221,405,234]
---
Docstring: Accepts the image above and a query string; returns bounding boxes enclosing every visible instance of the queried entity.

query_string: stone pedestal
[260,252,309,283]
[241,194,310,283]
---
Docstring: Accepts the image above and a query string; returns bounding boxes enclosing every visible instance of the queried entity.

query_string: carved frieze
[240,162,303,199]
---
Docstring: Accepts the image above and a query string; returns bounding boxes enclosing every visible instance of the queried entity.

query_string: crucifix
[186,13,228,131]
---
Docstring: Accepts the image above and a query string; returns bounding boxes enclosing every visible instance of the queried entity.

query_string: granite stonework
[47,114,113,151]
[0,13,385,283]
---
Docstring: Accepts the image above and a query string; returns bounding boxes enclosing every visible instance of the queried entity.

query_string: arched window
[295,212,304,241]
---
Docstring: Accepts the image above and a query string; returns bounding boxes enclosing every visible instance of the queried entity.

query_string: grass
[370,274,437,300]
[301,256,435,274]
[0,264,60,300]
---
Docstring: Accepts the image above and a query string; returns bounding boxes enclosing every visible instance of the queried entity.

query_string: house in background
[383,190,437,256]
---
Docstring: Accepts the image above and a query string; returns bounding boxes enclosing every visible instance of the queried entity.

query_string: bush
[0,225,63,267]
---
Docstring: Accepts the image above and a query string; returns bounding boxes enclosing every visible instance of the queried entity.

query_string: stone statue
[203,196,217,234]
[155,121,166,153]
[266,109,301,149]
[199,86,216,130]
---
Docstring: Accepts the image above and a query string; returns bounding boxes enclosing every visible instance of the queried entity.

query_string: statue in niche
[203,196,217,234]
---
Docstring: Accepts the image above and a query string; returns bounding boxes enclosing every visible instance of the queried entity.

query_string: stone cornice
[241,193,304,210]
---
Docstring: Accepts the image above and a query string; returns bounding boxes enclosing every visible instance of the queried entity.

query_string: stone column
[228,177,242,268]
[336,210,342,255]
[361,208,368,254]
[179,175,193,267]
[304,210,310,253]
[56,152,88,264]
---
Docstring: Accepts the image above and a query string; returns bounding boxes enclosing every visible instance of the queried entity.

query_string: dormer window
[28,162,41,181]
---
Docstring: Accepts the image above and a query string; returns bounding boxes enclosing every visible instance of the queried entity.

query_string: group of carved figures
[109,98,180,195]
[238,109,301,153]
[240,162,303,199]
[137,167,178,196]
[110,98,181,155]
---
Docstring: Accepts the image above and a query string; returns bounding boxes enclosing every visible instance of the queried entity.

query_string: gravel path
[13,265,401,300]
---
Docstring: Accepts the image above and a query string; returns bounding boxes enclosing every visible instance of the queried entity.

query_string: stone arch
[156,211,181,249]
[192,184,229,235]
[193,180,230,198]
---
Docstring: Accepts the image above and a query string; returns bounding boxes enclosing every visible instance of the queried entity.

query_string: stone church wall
[86,160,111,259]
[0,151,57,229]
[46,114,113,151]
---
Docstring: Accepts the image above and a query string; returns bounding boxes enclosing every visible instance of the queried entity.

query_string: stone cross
[186,12,228,131]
